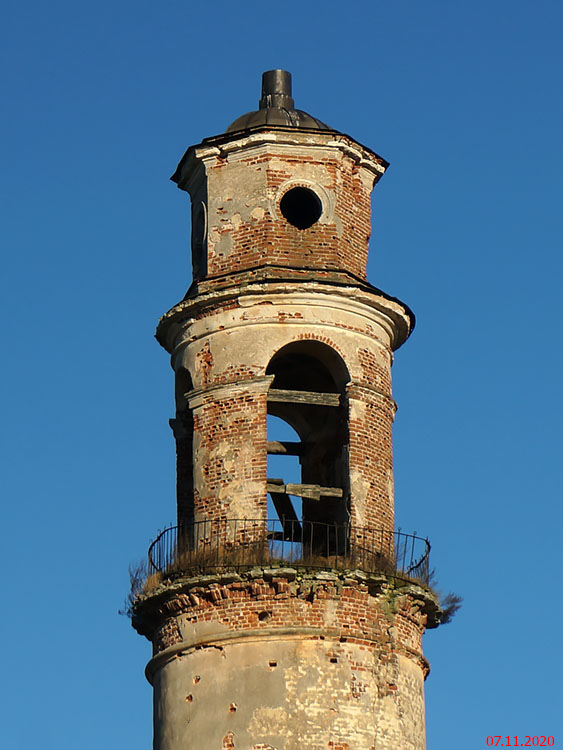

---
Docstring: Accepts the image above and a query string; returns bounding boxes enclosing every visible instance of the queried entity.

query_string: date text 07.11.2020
[486,739,554,747]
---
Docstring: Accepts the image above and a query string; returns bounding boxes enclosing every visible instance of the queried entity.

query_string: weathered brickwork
[348,387,396,533]
[139,72,438,750]
[134,569,438,750]
[196,140,379,283]
[146,573,431,669]
[163,298,404,535]
[190,389,268,523]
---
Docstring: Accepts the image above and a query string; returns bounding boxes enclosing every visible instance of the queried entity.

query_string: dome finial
[259,69,294,110]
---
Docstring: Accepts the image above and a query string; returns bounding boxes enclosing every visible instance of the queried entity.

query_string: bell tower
[132,70,442,750]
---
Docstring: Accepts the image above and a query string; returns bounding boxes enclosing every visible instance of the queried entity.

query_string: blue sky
[2,1,562,748]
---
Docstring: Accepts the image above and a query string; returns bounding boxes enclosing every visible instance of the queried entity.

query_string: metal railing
[148,518,431,584]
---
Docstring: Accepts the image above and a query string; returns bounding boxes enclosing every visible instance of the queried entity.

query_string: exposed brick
[142,82,433,750]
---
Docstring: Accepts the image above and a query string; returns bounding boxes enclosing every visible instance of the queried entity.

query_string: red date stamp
[486,739,554,747]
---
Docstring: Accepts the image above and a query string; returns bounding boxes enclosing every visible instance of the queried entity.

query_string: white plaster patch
[349,469,369,527]
[222,480,265,518]
[248,706,289,736]
[178,617,228,642]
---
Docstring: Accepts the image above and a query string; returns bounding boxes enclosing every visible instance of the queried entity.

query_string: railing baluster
[334,522,338,564]
[145,520,430,586]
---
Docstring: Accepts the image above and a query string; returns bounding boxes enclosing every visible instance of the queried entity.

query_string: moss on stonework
[129,565,443,640]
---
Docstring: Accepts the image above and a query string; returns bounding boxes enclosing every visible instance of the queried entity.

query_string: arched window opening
[173,368,194,530]
[267,415,302,555]
[266,342,350,555]
[175,368,193,413]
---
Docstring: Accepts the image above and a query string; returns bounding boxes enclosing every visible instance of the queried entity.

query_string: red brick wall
[348,385,396,534]
[151,573,428,676]
[205,151,372,281]
[191,391,268,522]
[177,327,397,539]
[347,343,396,534]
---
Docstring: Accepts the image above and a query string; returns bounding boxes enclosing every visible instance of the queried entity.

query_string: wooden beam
[267,389,340,407]
[267,441,304,455]
[266,481,343,501]
[286,484,343,500]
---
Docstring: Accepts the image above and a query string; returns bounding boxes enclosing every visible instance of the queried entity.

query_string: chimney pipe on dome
[259,69,295,110]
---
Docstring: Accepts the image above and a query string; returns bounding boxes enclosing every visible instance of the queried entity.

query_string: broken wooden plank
[286,483,343,500]
[269,492,300,524]
[267,440,304,455]
[267,388,340,407]
[266,481,343,501]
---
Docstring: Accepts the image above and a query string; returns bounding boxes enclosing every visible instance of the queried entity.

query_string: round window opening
[280,187,322,230]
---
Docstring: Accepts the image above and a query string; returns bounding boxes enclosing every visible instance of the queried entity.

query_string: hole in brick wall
[258,610,271,621]
[330,657,338,664]
[280,187,322,229]
[269,660,278,669]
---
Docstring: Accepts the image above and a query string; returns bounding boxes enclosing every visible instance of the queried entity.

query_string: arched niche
[173,367,194,528]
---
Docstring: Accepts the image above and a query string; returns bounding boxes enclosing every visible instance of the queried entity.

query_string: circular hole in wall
[258,610,271,622]
[280,187,322,229]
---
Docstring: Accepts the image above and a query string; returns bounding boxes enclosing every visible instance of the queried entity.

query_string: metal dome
[226,69,333,133]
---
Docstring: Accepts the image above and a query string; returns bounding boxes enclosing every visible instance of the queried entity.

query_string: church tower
[132,70,442,750]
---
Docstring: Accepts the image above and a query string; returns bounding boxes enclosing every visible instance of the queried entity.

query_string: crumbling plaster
[171,128,387,283]
[165,285,404,530]
[135,568,438,750]
[172,291,398,389]
[140,75,435,749]
[152,638,426,750]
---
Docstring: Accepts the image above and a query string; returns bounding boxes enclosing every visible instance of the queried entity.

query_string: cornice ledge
[156,279,413,353]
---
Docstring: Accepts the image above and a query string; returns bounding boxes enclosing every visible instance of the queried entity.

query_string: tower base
[133,567,441,750]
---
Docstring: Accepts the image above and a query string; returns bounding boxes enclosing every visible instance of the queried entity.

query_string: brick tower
[132,70,441,750]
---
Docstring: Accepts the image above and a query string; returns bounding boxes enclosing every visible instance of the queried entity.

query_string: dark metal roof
[226,69,333,133]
